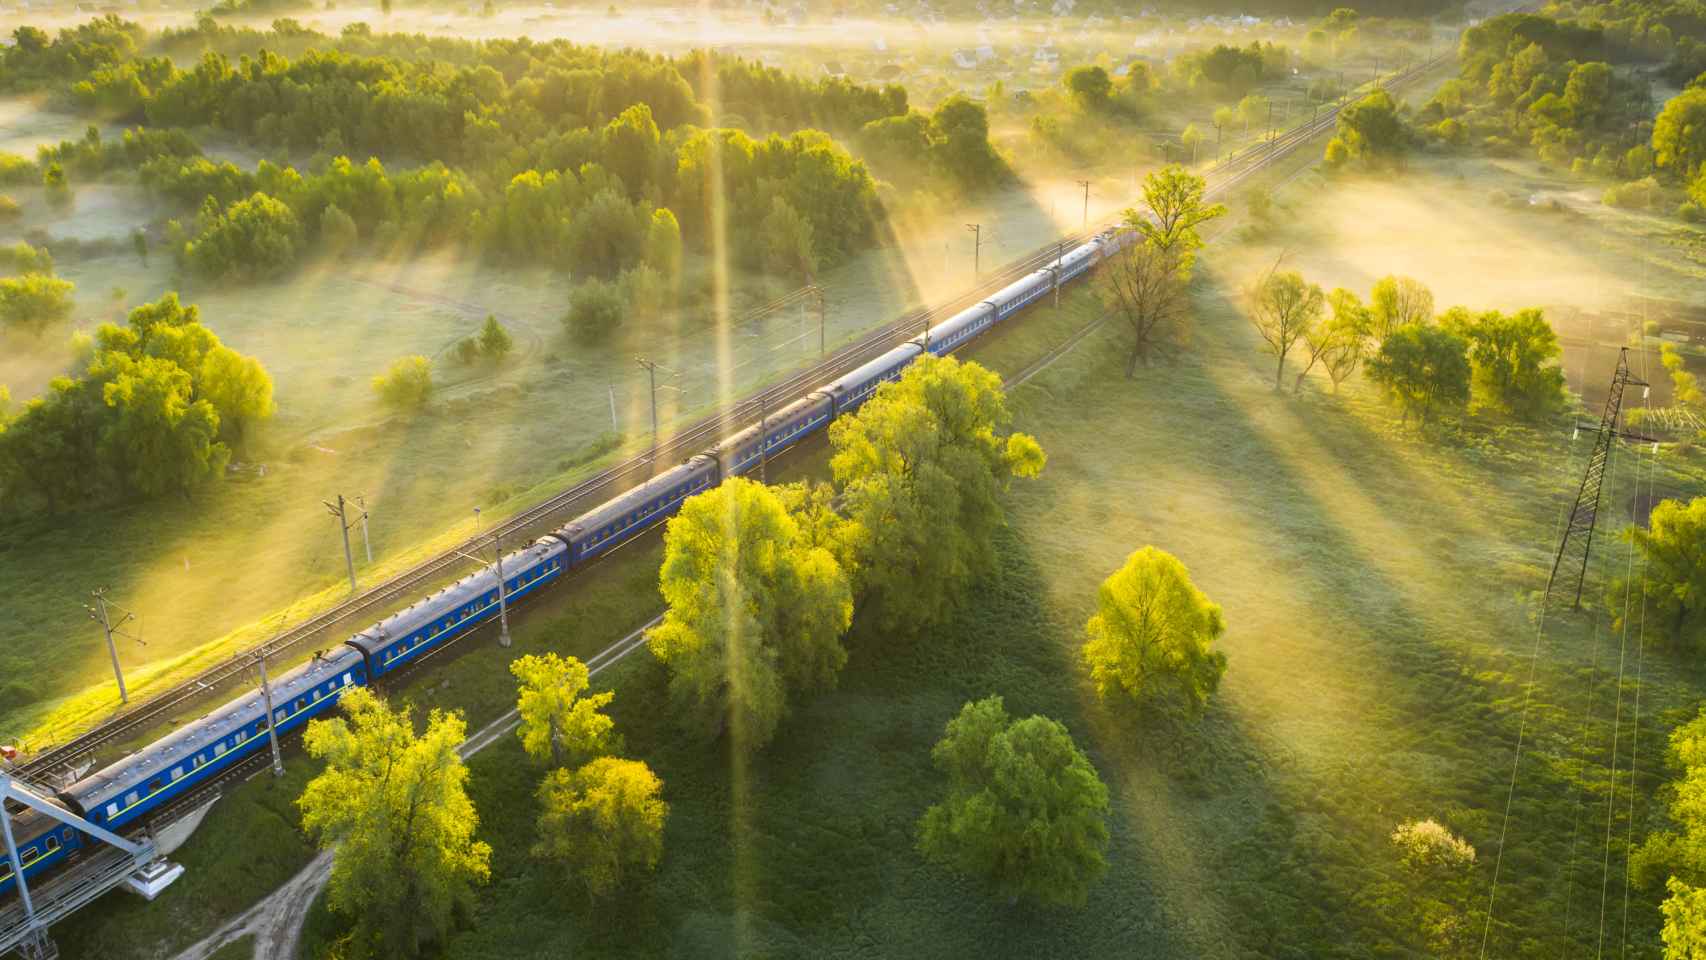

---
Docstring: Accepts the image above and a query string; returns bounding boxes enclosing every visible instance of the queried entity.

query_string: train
[0,223,1129,899]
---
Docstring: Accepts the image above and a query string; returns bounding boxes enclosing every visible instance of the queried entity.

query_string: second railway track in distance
[13,53,1448,783]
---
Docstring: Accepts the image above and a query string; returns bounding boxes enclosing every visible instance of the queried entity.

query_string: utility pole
[455,534,511,648]
[1077,179,1090,233]
[966,223,982,279]
[758,392,769,483]
[257,652,284,777]
[355,495,372,566]
[811,284,826,357]
[84,589,138,705]
[1053,238,1065,310]
[1266,98,1274,142]
[322,495,358,594]
[635,356,660,448]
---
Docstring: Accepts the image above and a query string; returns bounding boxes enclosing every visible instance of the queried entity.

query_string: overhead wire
[1480,416,1591,958]
[1620,287,1659,956]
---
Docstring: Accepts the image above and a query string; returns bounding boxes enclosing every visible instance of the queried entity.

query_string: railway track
[12,52,1448,786]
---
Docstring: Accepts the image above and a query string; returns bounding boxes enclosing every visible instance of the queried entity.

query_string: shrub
[0,195,19,220]
[564,279,626,345]
[372,355,433,409]
[1603,176,1662,210]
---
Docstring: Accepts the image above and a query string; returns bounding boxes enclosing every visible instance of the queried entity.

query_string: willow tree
[534,756,669,898]
[829,354,1045,634]
[1082,546,1227,715]
[647,476,853,752]
[298,687,491,958]
[917,696,1109,907]
[510,652,617,767]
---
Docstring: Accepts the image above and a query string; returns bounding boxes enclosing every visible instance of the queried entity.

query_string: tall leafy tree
[829,355,1044,635]
[1655,88,1706,179]
[1082,546,1227,714]
[1617,498,1706,651]
[917,696,1110,907]
[1248,269,1325,390]
[298,687,492,958]
[1366,322,1471,426]
[647,476,853,752]
[511,652,618,767]
[533,757,668,898]
[1369,275,1434,340]
[1129,165,1226,278]
[198,344,276,448]
[1446,307,1567,419]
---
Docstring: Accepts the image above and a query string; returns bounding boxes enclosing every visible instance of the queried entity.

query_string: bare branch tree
[1248,264,1326,391]
[1098,242,1189,377]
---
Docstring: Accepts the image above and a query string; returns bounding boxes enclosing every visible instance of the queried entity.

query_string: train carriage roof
[63,645,365,810]
[556,455,717,540]
[345,539,565,657]
[823,342,923,397]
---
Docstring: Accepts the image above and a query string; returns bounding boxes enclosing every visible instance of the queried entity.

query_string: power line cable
[1480,425,1591,957]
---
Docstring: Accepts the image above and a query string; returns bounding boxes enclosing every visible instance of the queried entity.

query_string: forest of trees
[0,292,275,513]
[0,17,1010,293]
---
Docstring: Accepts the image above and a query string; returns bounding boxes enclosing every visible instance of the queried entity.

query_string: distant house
[952,49,979,69]
[876,63,904,80]
[872,36,888,51]
[974,44,996,62]
[822,61,847,78]
[1050,0,1074,14]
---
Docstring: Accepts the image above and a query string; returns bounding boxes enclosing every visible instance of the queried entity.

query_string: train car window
[106,802,119,819]
[125,791,138,807]
[1,866,11,881]
[170,766,182,781]
[149,777,164,794]
[236,730,248,746]
[295,698,306,711]
[20,847,34,862]
[215,742,226,757]
[45,837,58,854]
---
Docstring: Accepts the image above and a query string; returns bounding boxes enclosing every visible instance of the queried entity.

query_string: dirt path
[165,617,657,960]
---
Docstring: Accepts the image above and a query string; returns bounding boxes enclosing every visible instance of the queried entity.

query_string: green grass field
[27,82,1706,959]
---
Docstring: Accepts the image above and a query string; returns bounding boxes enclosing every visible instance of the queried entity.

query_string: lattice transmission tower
[1544,347,1652,610]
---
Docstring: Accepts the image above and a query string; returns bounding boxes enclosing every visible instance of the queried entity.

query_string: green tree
[319,203,359,255]
[477,313,513,361]
[829,355,1045,634]
[42,162,70,208]
[761,196,817,282]
[1617,498,1706,651]
[1082,546,1227,714]
[373,355,433,409]
[131,227,147,265]
[0,241,55,275]
[1097,239,1188,376]
[1336,89,1409,166]
[1369,275,1434,340]
[564,278,626,345]
[198,344,276,448]
[647,477,852,752]
[1065,65,1113,111]
[917,696,1110,907]
[1248,269,1325,390]
[1388,819,1479,956]
[186,192,303,282]
[532,757,668,898]
[96,353,228,497]
[1128,165,1227,278]
[299,687,491,958]
[1366,323,1471,426]
[645,207,682,278]
[929,95,1007,190]
[1448,308,1567,419]
[1310,288,1371,392]
[0,195,18,220]
[1655,89,1706,179]
[600,103,662,196]
[510,652,617,767]
[0,274,74,335]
